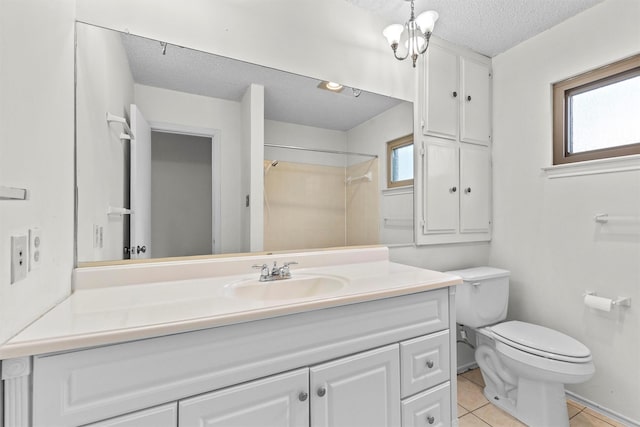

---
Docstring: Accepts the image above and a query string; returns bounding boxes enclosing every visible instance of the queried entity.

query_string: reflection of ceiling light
[317,81,345,92]
[382,0,438,68]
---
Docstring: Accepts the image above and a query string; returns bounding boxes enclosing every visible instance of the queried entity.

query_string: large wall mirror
[76,22,414,265]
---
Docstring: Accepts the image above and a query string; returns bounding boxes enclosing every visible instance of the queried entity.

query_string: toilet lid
[491,321,592,362]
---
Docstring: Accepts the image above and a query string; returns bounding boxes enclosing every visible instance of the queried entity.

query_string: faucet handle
[280,261,298,277]
[252,263,270,277]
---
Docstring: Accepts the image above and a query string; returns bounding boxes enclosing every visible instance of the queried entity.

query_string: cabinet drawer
[400,330,450,398]
[85,403,177,427]
[401,382,451,427]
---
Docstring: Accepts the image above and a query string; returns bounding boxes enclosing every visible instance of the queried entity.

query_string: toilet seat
[490,321,592,363]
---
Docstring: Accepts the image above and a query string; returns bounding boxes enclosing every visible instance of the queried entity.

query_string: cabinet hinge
[420,141,425,156]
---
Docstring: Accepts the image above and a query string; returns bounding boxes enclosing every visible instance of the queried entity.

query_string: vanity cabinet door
[85,403,177,427]
[179,368,309,427]
[310,344,400,427]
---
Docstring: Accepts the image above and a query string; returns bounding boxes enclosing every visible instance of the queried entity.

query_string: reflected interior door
[130,104,152,259]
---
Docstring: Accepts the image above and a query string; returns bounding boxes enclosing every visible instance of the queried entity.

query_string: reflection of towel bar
[384,217,413,227]
[594,213,640,224]
[108,206,133,216]
[0,185,27,200]
[106,112,134,140]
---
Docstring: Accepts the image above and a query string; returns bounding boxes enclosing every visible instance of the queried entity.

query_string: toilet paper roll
[584,294,613,312]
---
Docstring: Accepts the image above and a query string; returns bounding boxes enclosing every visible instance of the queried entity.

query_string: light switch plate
[11,235,28,284]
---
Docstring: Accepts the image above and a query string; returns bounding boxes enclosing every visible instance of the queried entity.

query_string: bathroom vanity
[0,247,461,427]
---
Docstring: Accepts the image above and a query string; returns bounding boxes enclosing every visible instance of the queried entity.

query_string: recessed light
[317,81,345,93]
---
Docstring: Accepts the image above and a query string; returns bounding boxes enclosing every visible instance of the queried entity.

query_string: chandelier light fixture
[382,0,439,68]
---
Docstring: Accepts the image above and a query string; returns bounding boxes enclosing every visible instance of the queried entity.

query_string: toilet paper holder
[583,291,631,307]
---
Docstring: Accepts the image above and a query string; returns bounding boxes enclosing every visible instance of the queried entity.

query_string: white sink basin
[226,274,348,301]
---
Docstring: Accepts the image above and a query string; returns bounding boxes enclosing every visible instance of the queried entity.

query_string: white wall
[76,23,134,262]
[347,102,414,246]
[490,0,640,422]
[0,0,75,343]
[134,84,244,254]
[265,120,348,167]
[241,84,265,252]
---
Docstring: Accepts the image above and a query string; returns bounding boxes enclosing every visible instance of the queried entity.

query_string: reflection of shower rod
[265,143,378,158]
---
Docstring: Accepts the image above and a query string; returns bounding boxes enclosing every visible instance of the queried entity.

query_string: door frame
[148,121,222,254]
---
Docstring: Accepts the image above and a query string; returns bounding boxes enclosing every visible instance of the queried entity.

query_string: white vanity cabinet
[85,403,178,427]
[10,287,456,427]
[179,368,310,426]
[416,39,492,245]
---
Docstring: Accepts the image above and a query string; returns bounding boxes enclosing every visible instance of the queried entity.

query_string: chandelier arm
[417,32,432,55]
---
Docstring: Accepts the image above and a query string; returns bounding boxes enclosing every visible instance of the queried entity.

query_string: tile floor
[457,369,627,427]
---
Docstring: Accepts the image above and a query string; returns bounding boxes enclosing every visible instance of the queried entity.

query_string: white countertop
[0,247,460,359]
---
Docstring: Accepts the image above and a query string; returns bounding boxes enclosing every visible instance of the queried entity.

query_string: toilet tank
[445,267,510,328]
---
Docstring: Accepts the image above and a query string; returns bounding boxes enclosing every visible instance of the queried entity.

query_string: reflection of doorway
[150,130,217,257]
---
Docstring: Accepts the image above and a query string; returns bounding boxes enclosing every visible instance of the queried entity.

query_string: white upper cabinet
[460,57,491,145]
[416,39,492,245]
[459,144,491,233]
[422,42,491,146]
[423,45,459,140]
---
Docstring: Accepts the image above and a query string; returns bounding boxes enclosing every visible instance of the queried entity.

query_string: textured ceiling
[347,0,604,57]
[120,0,603,131]
[122,35,403,132]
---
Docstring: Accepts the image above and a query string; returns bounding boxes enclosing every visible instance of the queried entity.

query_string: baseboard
[456,361,478,374]
[565,390,639,427]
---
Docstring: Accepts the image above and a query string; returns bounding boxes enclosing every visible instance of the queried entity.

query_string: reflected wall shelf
[0,186,27,200]
[106,112,134,141]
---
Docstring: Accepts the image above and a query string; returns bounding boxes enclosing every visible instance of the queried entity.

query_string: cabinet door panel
[460,57,491,145]
[423,44,458,140]
[424,142,459,234]
[85,403,177,427]
[311,344,400,427]
[460,145,491,233]
[179,368,309,427]
[401,382,451,427]
[400,330,450,398]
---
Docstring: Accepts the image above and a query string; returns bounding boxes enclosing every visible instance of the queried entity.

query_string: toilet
[447,267,595,427]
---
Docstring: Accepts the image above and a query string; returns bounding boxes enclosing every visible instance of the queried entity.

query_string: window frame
[386,134,414,188]
[552,54,640,165]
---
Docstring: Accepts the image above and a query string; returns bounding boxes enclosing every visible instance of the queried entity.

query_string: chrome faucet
[252,261,298,282]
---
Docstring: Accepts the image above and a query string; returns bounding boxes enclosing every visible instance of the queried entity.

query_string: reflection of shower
[264,160,279,175]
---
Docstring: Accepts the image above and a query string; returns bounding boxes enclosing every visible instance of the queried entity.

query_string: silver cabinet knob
[464,187,472,194]
[317,386,327,397]
[426,360,434,369]
[427,415,435,424]
[467,95,472,101]
[450,186,457,193]
[298,391,308,402]
[452,91,458,98]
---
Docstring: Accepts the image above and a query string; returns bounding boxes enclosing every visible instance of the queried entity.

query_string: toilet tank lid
[445,266,510,281]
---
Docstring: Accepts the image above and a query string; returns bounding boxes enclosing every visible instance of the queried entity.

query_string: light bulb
[382,24,404,46]
[416,10,439,34]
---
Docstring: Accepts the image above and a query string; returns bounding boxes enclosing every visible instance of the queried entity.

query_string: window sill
[382,185,413,195]
[542,154,640,179]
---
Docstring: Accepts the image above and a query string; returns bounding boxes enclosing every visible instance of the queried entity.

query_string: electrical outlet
[29,228,42,271]
[11,235,28,284]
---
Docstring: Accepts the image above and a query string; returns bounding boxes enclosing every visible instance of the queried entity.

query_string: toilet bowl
[447,267,595,427]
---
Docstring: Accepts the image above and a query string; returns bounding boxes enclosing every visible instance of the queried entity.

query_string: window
[553,54,640,165]
[387,135,413,188]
